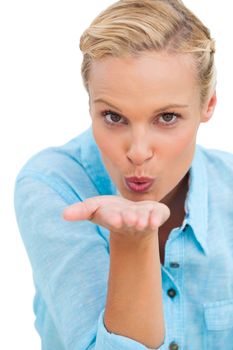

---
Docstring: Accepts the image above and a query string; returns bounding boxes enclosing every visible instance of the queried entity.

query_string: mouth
[124,178,155,193]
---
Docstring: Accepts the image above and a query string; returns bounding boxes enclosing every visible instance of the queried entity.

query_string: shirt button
[167,288,176,298]
[169,342,179,350]
[169,262,180,268]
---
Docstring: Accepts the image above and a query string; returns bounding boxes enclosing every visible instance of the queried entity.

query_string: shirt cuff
[95,308,163,350]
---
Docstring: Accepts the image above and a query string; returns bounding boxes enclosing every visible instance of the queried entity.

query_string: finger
[63,195,124,221]
[149,208,159,230]
[121,210,137,227]
[135,209,150,231]
[149,204,170,228]
[110,212,123,230]
[62,196,103,221]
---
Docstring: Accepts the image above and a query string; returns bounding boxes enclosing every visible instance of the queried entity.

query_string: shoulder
[14,127,107,203]
[199,144,233,164]
[198,144,233,176]
[16,127,92,175]
[197,145,233,206]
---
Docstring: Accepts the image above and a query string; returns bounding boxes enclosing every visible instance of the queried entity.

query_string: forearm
[104,232,165,349]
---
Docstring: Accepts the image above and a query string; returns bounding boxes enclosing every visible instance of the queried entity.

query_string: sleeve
[14,174,164,350]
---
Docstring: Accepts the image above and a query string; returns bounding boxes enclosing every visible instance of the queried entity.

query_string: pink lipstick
[124,177,155,193]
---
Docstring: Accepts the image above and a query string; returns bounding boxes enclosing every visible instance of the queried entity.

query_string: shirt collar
[184,144,209,255]
[80,126,209,255]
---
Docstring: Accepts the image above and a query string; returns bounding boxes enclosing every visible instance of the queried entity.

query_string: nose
[126,134,154,166]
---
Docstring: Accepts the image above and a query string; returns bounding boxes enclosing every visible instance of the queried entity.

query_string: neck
[161,171,189,208]
[160,171,189,229]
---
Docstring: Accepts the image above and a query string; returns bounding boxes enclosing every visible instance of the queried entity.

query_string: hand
[63,195,170,241]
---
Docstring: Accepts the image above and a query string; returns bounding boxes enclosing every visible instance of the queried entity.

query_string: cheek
[160,126,198,167]
[92,124,108,153]
[173,124,197,151]
[92,125,122,164]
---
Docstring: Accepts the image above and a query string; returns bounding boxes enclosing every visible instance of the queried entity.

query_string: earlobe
[201,91,217,123]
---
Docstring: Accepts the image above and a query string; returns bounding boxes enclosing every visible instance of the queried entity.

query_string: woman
[14,1,233,349]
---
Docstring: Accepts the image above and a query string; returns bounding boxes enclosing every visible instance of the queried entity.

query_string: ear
[88,97,92,117]
[200,90,217,123]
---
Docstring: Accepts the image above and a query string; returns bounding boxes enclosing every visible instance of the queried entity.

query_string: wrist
[109,230,158,250]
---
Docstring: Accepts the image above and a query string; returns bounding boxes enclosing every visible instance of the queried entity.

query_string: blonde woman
[14,1,233,349]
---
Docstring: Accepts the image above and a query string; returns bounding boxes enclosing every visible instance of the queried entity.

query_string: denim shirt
[14,126,233,350]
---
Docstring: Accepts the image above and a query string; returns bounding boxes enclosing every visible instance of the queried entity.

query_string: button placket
[169,262,180,268]
[169,341,179,350]
[167,288,177,298]
[163,229,183,350]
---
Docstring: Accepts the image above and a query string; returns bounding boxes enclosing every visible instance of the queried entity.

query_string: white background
[1,1,232,349]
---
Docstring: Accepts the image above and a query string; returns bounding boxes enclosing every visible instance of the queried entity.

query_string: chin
[118,188,160,203]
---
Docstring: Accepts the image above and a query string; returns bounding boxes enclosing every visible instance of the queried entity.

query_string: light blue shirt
[14,126,233,350]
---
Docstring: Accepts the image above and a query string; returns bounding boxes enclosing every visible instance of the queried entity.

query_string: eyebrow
[94,98,189,114]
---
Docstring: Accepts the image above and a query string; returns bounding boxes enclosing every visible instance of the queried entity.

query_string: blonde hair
[79,0,216,106]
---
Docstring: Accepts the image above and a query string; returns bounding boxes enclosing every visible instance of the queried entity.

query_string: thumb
[62,196,109,221]
[63,195,114,221]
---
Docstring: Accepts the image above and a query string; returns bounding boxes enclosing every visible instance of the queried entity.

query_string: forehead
[88,52,198,103]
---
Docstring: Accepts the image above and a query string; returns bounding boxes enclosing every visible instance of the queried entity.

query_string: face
[88,51,216,206]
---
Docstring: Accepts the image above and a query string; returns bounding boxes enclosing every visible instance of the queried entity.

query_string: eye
[100,110,181,128]
[101,110,125,126]
[158,112,180,126]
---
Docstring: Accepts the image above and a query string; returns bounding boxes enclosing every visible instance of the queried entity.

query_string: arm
[104,232,165,349]
[14,175,165,350]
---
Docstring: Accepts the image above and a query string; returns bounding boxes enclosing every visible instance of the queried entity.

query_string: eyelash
[100,109,181,128]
